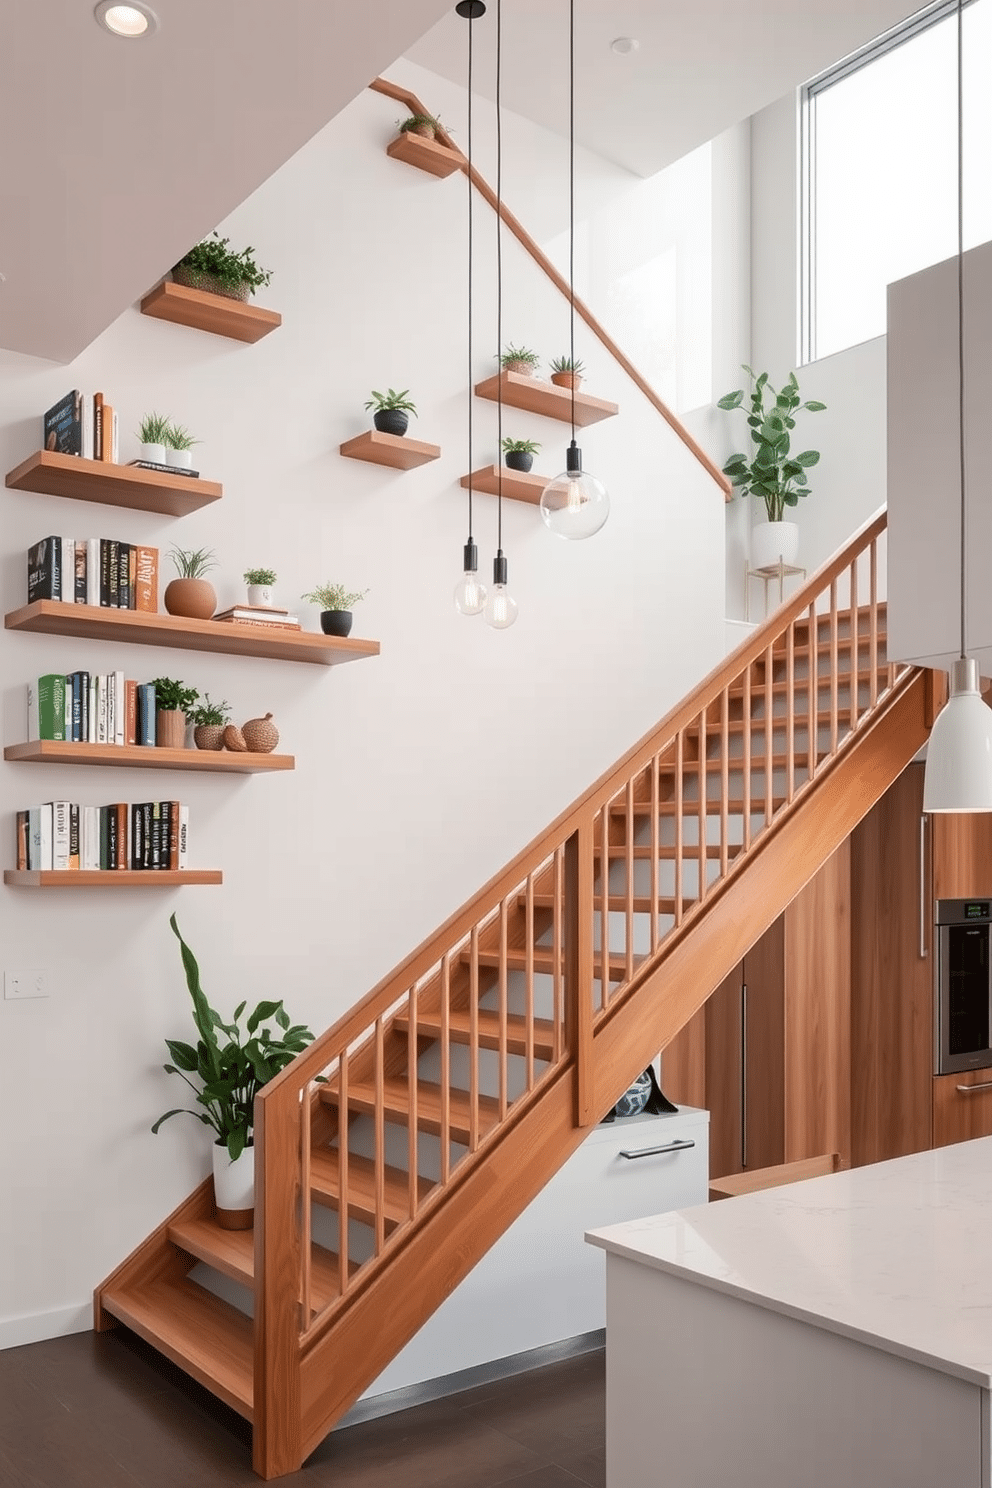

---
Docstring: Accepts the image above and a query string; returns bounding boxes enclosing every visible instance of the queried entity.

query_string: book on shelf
[27,676,67,742]
[134,545,158,612]
[13,799,188,871]
[213,604,292,619]
[41,389,118,463]
[126,460,201,479]
[25,537,158,612]
[43,391,82,456]
[15,812,28,871]
[137,683,156,746]
[212,608,301,629]
[27,536,62,603]
[27,804,52,871]
[52,800,71,871]
[94,393,104,461]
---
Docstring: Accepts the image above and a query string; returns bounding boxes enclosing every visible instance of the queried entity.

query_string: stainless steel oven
[935,899,992,1075]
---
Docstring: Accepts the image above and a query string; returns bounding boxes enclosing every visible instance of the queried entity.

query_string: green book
[26,674,66,742]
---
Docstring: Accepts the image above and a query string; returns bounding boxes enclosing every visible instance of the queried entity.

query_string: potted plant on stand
[152,914,318,1229]
[172,232,273,303]
[499,345,541,378]
[301,582,368,638]
[190,694,231,751]
[364,389,417,437]
[718,367,826,570]
[502,437,541,473]
[164,546,217,620]
[152,677,199,749]
[549,355,585,391]
[137,412,171,467]
[243,567,277,608]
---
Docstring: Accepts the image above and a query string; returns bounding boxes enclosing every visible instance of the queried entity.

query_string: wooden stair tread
[309,1148,431,1226]
[100,1274,254,1419]
[395,1006,556,1060]
[168,1216,355,1314]
[321,1077,502,1143]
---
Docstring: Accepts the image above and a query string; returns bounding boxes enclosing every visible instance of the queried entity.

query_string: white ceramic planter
[247,584,274,607]
[140,441,166,465]
[751,519,799,570]
[212,1142,254,1230]
[166,447,193,469]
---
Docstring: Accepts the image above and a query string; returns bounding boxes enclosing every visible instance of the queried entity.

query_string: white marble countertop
[587,1137,992,1387]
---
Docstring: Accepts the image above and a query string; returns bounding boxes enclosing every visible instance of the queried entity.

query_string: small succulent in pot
[243,566,277,607]
[137,411,172,466]
[163,421,200,470]
[164,546,218,621]
[501,436,541,474]
[172,232,273,302]
[301,582,368,639]
[499,345,541,377]
[152,676,200,749]
[397,111,443,140]
[549,355,586,391]
[190,694,231,751]
[365,388,417,438]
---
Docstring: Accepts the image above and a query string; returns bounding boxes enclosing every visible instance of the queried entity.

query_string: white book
[111,409,119,464]
[34,803,53,871]
[96,674,107,744]
[106,672,114,744]
[86,537,99,607]
[82,805,100,870]
[87,675,97,742]
[60,538,75,603]
[113,670,125,746]
[179,804,189,869]
[81,393,94,460]
[51,799,71,870]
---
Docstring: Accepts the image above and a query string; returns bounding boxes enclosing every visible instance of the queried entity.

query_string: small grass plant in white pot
[137,411,171,466]
[164,421,199,471]
[243,566,277,608]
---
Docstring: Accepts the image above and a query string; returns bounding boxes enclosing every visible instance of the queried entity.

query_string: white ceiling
[407,0,924,177]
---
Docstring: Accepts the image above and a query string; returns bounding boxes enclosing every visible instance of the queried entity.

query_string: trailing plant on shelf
[189,694,231,728]
[397,112,444,140]
[172,232,273,301]
[301,582,368,639]
[151,914,318,1163]
[499,345,540,376]
[152,677,199,716]
[243,567,277,587]
[717,367,826,524]
[168,546,217,579]
[365,388,417,437]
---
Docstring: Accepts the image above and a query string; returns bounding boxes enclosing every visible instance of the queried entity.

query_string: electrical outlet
[4,968,47,1000]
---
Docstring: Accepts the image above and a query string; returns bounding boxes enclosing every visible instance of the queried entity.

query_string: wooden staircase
[95,510,935,1477]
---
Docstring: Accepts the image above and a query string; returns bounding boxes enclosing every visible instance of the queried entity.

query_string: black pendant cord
[467,3,475,545]
[495,0,504,551]
[957,0,967,663]
[569,0,576,447]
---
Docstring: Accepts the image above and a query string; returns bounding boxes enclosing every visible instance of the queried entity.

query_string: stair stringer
[288,666,929,1471]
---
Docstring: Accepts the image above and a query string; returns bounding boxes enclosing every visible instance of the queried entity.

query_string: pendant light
[483,0,519,629]
[540,0,610,541]
[922,0,992,812]
[453,0,488,616]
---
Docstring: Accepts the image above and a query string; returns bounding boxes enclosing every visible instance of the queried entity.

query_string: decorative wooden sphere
[241,713,279,754]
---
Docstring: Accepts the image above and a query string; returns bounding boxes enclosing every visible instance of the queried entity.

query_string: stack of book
[43,389,119,463]
[213,604,300,631]
[15,801,189,871]
[27,673,159,746]
[27,536,158,610]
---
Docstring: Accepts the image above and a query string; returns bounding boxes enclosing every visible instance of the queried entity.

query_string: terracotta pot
[193,724,225,751]
[173,265,251,302]
[164,577,217,620]
[157,710,187,749]
[213,1143,254,1230]
[242,713,279,753]
[551,371,583,391]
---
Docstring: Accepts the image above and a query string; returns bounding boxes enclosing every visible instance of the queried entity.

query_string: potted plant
[301,582,368,639]
[364,388,417,437]
[172,232,273,303]
[718,367,826,570]
[163,421,199,472]
[164,546,217,620]
[502,437,541,474]
[396,112,443,141]
[243,566,277,608]
[499,345,541,378]
[151,914,318,1229]
[152,676,199,750]
[549,355,585,391]
[137,411,171,466]
[189,694,231,751]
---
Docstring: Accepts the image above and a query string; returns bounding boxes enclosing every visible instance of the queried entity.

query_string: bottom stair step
[168,1215,355,1315]
[100,1274,254,1420]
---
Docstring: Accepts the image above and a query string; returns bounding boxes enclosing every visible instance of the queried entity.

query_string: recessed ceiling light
[610,36,640,55]
[94,2,159,38]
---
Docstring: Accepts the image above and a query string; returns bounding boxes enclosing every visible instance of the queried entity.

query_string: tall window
[802,0,992,363]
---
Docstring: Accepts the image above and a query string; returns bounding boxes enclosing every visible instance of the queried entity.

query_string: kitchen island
[587,1138,992,1488]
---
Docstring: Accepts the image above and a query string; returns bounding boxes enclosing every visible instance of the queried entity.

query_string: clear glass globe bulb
[454,569,487,616]
[540,444,610,540]
[484,583,518,629]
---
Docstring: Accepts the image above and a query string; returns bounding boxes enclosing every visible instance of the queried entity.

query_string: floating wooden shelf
[460,465,548,507]
[474,372,618,428]
[4,741,295,774]
[340,430,441,470]
[5,450,222,518]
[5,869,223,888]
[386,133,462,179]
[4,601,380,668]
[140,280,282,343]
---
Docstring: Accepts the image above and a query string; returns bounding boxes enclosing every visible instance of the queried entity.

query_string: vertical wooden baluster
[525,873,535,1090]
[625,780,635,984]
[650,750,659,953]
[830,578,839,758]
[552,850,564,1063]
[697,712,707,906]
[743,667,752,850]
[807,600,817,782]
[787,621,795,806]
[338,1049,349,1296]
[469,927,480,1151]
[764,643,773,823]
[674,731,684,927]
[720,687,729,879]
[300,1081,312,1327]
[440,955,451,1184]
[374,1017,385,1257]
[849,558,859,734]
[600,808,610,1011]
[870,539,879,707]
[407,986,418,1219]
[498,899,508,1118]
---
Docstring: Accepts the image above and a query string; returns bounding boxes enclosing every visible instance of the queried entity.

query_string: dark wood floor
[0,1329,605,1487]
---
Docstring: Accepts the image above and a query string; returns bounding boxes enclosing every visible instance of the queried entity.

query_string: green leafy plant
[499,345,540,370]
[397,112,443,135]
[151,915,318,1161]
[164,422,199,451]
[173,232,273,294]
[717,367,827,522]
[549,355,585,374]
[243,567,277,586]
[189,694,231,728]
[137,412,171,444]
[152,677,199,715]
[300,583,368,612]
[168,545,217,579]
[501,437,541,455]
[364,388,417,416]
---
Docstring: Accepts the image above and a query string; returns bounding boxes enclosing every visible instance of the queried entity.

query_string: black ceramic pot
[320,609,353,637]
[504,450,534,473]
[373,409,409,437]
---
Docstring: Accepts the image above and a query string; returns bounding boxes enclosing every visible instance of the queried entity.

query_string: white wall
[0,64,726,1345]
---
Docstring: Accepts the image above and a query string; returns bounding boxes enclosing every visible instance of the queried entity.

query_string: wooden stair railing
[96,508,933,1479]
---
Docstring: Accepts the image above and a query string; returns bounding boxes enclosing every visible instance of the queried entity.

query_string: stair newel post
[564,820,595,1126]
[253,1077,304,1479]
